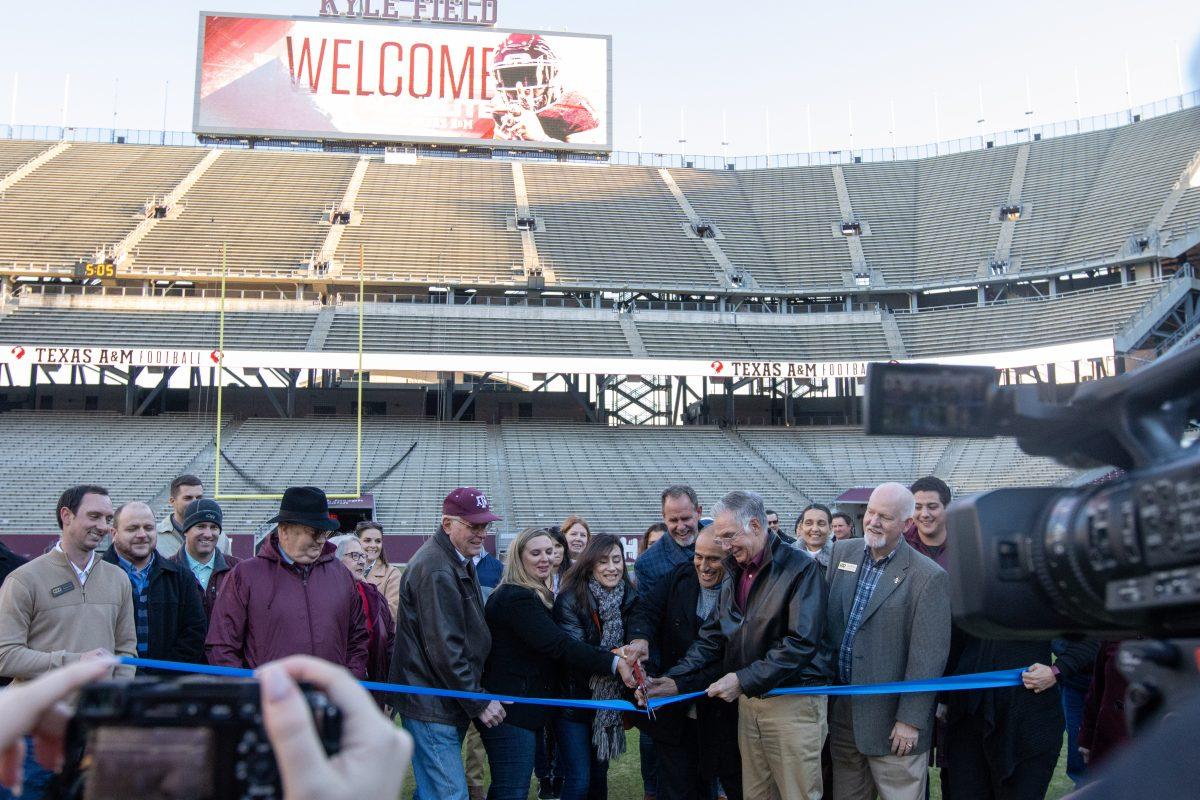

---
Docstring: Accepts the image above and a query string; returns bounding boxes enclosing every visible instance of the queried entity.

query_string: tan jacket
[364,559,402,621]
[0,548,137,681]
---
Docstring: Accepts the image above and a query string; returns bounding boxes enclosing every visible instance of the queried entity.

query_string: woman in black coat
[481,528,637,800]
[552,534,639,800]
[942,636,1098,799]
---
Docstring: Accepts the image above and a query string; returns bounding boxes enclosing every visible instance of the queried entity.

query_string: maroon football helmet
[491,33,562,112]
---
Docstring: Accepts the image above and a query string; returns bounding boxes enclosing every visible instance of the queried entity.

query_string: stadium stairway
[0,141,69,193]
[316,155,372,275]
[113,149,224,265]
[1114,266,1200,354]
[722,427,817,506]
[145,417,239,521]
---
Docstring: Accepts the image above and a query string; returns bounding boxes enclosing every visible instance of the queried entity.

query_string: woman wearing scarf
[553,534,639,800]
[481,528,637,800]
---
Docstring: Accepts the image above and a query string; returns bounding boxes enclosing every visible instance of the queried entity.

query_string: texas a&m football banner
[193,13,612,151]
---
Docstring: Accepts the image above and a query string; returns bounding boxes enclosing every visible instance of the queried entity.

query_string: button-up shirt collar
[54,542,96,586]
[184,548,216,590]
[736,542,769,611]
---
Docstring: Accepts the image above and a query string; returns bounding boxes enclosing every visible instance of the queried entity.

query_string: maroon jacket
[355,579,395,682]
[1079,641,1130,767]
[168,548,241,621]
[204,534,369,677]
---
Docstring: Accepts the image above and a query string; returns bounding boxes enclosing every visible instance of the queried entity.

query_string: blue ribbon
[120,657,1027,715]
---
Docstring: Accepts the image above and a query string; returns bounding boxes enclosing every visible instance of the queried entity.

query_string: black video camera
[864,344,1200,641]
[49,677,341,800]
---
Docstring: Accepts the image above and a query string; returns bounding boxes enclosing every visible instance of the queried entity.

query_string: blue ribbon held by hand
[119,658,1027,715]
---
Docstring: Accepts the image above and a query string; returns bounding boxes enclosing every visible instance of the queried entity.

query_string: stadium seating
[841,161,917,284]
[634,314,894,360]
[1055,107,1200,265]
[0,105,1196,290]
[131,149,359,275]
[522,163,724,288]
[324,307,632,357]
[0,413,1081,548]
[0,411,219,537]
[0,143,205,268]
[0,307,318,350]
[1008,129,1113,273]
[0,140,54,176]
[892,280,1163,357]
[336,159,524,284]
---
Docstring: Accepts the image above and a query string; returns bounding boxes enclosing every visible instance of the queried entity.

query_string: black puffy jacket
[552,579,637,722]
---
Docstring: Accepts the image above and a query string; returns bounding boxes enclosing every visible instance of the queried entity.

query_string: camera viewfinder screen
[864,363,997,438]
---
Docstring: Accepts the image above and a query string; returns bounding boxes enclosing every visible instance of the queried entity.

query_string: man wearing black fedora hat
[206,487,369,677]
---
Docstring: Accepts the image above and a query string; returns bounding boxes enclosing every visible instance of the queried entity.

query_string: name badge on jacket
[50,582,75,598]
[837,561,858,574]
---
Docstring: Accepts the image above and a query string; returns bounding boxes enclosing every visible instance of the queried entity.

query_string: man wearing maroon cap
[388,487,506,800]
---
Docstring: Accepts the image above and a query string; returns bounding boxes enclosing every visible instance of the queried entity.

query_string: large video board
[193,12,612,151]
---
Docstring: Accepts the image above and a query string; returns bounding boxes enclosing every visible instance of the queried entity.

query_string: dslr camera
[49,676,341,800]
[864,343,1200,728]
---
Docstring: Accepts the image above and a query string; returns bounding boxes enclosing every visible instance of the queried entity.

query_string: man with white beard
[823,483,951,800]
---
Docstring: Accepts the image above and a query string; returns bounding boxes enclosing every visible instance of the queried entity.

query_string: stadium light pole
[1175,42,1185,96]
[60,74,69,130]
[933,92,941,146]
[1024,74,1034,128]
[889,98,897,150]
[678,107,686,162]
[721,108,729,166]
[976,84,985,141]
[1124,55,1134,112]
[1080,66,1089,122]
[805,104,813,153]
[112,78,119,130]
[162,81,169,144]
[847,102,854,153]
[8,73,15,127]
[764,107,771,161]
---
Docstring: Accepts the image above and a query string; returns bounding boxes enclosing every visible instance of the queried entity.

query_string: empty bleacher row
[891,280,1162,357]
[0,103,1195,290]
[0,276,1164,360]
[0,413,1080,546]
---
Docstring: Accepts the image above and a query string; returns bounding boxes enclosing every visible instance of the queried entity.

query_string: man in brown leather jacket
[388,487,507,800]
[646,490,832,800]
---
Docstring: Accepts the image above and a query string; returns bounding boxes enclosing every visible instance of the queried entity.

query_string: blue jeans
[1062,684,1087,786]
[640,731,659,797]
[0,737,52,800]
[402,717,468,800]
[479,722,538,800]
[555,717,609,800]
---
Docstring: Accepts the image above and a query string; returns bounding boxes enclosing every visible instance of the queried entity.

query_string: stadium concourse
[0,95,1196,563]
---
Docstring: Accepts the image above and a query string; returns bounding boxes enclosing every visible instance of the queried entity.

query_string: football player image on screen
[475,33,599,143]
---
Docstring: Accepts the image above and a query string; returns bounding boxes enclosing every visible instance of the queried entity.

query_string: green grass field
[401,728,1076,799]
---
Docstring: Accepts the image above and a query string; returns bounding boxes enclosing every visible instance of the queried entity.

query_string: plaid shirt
[634,532,695,602]
[117,554,154,656]
[837,544,898,683]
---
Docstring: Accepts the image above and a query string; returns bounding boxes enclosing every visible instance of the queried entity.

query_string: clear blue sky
[0,0,1197,155]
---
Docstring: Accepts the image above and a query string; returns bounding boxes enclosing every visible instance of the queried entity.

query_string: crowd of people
[0,472,1135,800]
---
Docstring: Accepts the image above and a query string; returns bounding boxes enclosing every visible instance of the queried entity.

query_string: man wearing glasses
[646,490,832,800]
[389,487,507,800]
[205,486,369,678]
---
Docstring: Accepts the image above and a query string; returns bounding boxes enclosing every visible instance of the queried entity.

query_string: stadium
[0,4,1197,799]
[0,12,1196,561]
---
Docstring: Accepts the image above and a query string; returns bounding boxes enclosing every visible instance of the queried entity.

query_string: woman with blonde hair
[480,528,637,800]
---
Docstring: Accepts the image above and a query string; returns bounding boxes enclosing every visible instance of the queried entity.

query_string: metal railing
[892,275,1168,316]
[1115,263,1196,342]
[3,88,1195,171]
